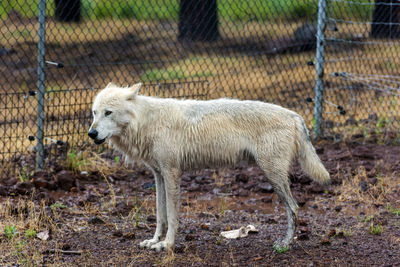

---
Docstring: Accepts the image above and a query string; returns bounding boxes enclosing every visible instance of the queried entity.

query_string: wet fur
[89,83,331,251]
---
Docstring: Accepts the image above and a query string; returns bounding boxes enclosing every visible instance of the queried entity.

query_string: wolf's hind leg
[257,157,298,249]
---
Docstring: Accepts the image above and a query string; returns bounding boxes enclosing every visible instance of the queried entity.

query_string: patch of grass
[18,167,32,182]
[141,67,214,82]
[24,229,37,239]
[368,222,383,235]
[65,149,89,173]
[1,0,371,22]
[50,202,67,210]
[4,225,18,240]
[386,204,400,217]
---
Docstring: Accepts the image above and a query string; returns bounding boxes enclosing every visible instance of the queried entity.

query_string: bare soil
[0,140,399,266]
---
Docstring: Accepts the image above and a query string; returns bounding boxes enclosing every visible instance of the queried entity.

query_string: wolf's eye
[105,110,112,116]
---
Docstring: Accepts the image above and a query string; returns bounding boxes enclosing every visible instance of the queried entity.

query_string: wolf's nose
[88,129,98,139]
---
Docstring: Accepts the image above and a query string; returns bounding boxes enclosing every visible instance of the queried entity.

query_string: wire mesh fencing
[0,0,399,178]
[323,0,400,140]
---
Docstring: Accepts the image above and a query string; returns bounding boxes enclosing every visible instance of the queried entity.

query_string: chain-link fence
[1,0,399,178]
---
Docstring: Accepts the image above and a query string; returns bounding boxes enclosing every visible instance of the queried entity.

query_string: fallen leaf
[37,230,49,241]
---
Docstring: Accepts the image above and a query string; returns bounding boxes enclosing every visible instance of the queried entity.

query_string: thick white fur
[89,83,330,251]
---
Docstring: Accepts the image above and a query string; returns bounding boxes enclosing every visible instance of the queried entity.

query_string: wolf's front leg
[139,171,167,249]
[150,168,181,252]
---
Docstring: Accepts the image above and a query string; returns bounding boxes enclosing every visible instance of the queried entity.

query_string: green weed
[50,202,67,210]
[4,225,18,240]
[65,149,89,173]
[24,229,37,239]
[386,204,400,216]
[368,222,383,235]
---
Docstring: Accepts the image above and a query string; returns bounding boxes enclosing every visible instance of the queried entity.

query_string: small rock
[367,169,376,178]
[201,223,211,230]
[321,237,331,245]
[37,230,49,241]
[14,181,34,195]
[174,244,185,253]
[235,173,249,183]
[264,218,277,224]
[327,228,336,238]
[187,182,200,192]
[5,177,18,186]
[123,232,136,239]
[258,183,273,193]
[112,230,123,237]
[308,184,324,194]
[243,182,255,190]
[0,184,7,196]
[359,180,368,192]
[238,188,249,197]
[296,196,307,207]
[185,234,195,241]
[195,176,208,184]
[114,201,134,216]
[56,170,76,191]
[33,178,49,188]
[85,192,99,202]
[297,226,310,240]
[298,220,308,226]
[334,206,342,212]
[47,180,57,190]
[368,177,378,185]
[141,182,155,190]
[352,147,376,160]
[198,212,214,218]
[261,196,273,203]
[61,243,71,250]
[146,215,156,222]
[37,192,55,205]
[297,176,312,185]
[88,216,105,224]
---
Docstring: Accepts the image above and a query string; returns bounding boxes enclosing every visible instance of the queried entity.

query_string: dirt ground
[0,139,399,266]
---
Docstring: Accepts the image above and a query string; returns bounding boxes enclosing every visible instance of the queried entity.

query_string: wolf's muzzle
[88,129,106,144]
[88,129,98,139]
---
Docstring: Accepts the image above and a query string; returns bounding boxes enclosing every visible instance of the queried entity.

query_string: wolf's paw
[150,240,173,252]
[273,241,290,253]
[139,238,159,249]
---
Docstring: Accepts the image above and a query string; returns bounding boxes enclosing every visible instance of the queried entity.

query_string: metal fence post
[36,0,46,170]
[313,0,327,138]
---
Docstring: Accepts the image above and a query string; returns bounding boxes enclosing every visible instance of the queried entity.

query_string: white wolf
[88,82,330,252]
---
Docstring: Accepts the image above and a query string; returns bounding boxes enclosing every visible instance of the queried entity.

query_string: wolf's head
[88,82,142,145]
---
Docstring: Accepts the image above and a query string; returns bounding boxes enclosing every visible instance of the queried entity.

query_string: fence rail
[1,0,399,178]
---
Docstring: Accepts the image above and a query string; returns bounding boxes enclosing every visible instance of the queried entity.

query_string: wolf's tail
[296,117,331,186]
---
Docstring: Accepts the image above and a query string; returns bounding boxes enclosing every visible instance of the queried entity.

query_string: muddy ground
[0,140,400,266]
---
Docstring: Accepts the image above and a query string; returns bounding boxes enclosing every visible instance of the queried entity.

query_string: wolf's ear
[127,83,142,100]
[105,82,116,88]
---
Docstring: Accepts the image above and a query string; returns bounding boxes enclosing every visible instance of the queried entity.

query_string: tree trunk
[178,0,220,42]
[371,0,400,38]
[55,0,81,23]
